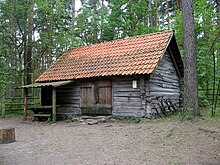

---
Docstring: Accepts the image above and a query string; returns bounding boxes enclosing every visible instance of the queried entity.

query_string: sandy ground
[0,115,220,165]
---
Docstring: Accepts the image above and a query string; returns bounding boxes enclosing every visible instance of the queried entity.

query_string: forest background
[0,0,219,108]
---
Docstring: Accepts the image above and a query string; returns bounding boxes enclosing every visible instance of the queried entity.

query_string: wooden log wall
[56,82,81,115]
[112,77,143,117]
[146,50,181,116]
[41,83,81,115]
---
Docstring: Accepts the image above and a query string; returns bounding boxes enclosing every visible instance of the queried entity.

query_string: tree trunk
[148,1,153,29]
[8,0,16,96]
[182,0,199,115]
[72,0,75,26]
[155,0,159,28]
[26,0,34,85]
[166,0,170,29]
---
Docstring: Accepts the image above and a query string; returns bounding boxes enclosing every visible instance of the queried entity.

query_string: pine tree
[182,0,199,115]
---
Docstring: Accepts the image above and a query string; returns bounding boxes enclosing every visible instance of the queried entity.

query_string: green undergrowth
[0,109,33,118]
[165,106,220,122]
[113,116,142,124]
[1,107,219,123]
[114,107,220,124]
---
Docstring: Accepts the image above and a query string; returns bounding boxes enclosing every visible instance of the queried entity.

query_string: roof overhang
[17,80,73,89]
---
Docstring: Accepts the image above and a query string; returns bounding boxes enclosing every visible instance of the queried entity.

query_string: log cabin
[20,31,183,122]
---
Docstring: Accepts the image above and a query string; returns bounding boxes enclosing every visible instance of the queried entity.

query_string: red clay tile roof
[36,31,173,82]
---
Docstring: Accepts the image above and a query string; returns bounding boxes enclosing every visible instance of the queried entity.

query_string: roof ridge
[69,30,172,52]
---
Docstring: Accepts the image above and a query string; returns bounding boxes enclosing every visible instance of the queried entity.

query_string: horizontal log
[5,108,30,111]
[149,87,180,93]
[113,92,141,97]
[59,104,80,108]
[149,83,179,89]
[5,97,39,100]
[113,102,141,107]
[113,88,140,92]
[33,114,51,117]
[113,106,142,111]
[149,92,180,96]
[150,79,179,86]
[113,84,133,88]
[112,111,142,117]
[113,97,141,102]
[150,77,179,84]
[152,74,179,81]
[5,103,39,105]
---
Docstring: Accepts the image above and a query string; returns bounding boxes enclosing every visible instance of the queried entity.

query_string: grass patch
[164,106,220,122]
[0,109,33,118]
[113,116,142,124]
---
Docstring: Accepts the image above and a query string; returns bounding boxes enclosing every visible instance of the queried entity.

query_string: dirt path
[0,116,220,165]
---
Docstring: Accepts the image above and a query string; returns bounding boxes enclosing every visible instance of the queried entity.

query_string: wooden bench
[30,105,60,121]
[33,114,51,121]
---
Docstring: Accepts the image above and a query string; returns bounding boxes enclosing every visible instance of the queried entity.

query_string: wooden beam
[1,95,5,118]
[168,47,181,78]
[23,88,28,120]
[52,88,56,122]
[140,77,146,117]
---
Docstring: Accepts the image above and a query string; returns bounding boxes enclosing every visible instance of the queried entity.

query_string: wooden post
[2,95,5,118]
[52,88,56,123]
[23,88,28,120]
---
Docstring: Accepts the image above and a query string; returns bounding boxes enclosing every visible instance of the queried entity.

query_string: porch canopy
[17,80,73,89]
[17,80,73,122]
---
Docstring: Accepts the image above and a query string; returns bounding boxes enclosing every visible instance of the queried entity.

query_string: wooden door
[81,80,112,115]
[81,82,95,106]
[96,81,112,106]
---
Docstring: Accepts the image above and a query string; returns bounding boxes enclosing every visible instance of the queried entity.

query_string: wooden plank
[113,84,134,88]
[149,87,180,93]
[113,88,140,92]
[5,97,38,99]
[81,86,94,106]
[113,97,141,102]
[150,77,179,84]
[150,81,179,88]
[113,106,142,112]
[31,105,53,109]
[33,114,51,117]
[6,108,30,111]
[58,104,80,108]
[149,83,179,89]
[113,92,141,97]
[2,95,5,118]
[113,102,141,107]
[113,111,142,117]
[52,88,56,123]
[23,88,27,121]
[5,102,39,106]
